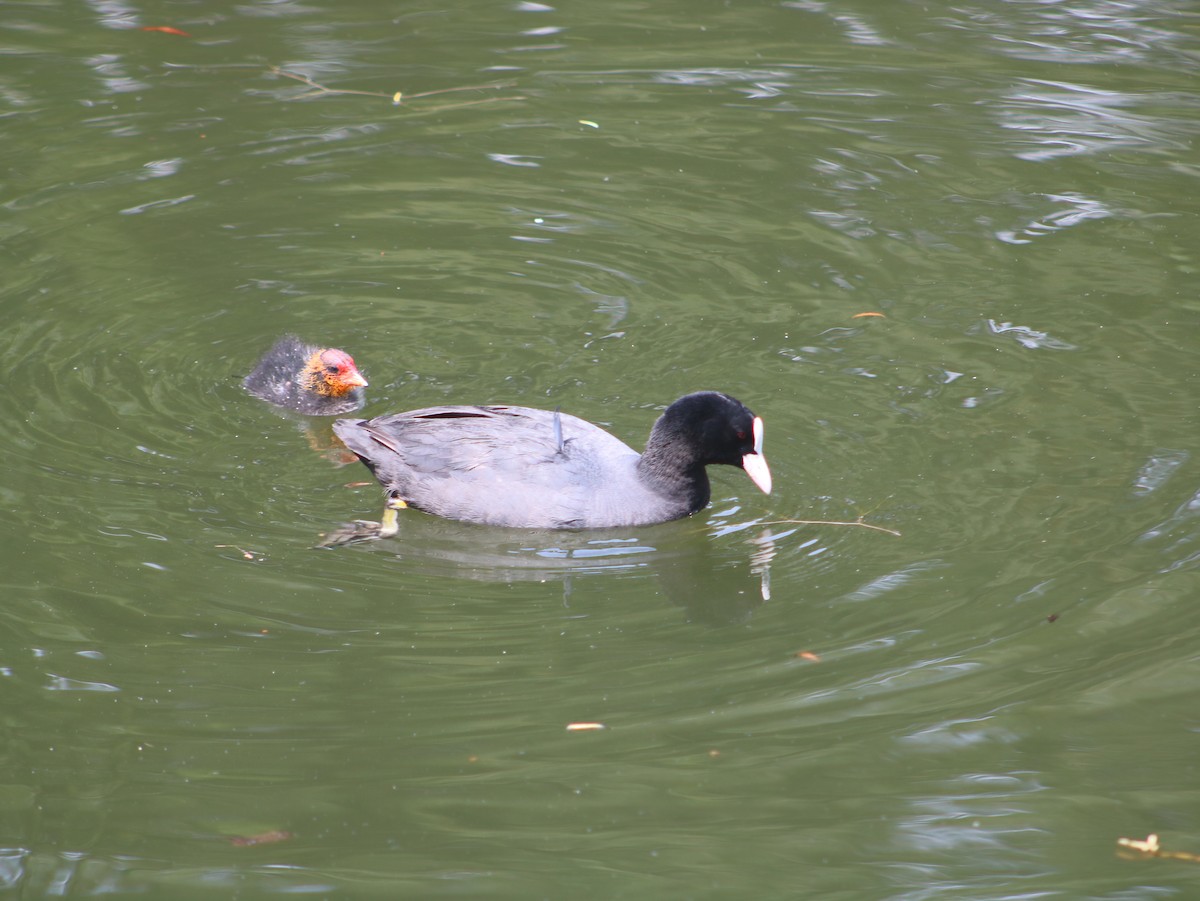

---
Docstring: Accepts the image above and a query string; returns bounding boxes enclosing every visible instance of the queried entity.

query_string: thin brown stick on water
[270,67,519,106]
[756,518,901,537]
[1117,834,1200,863]
[271,66,390,98]
[404,82,517,100]
[160,64,522,109]
[394,96,527,115]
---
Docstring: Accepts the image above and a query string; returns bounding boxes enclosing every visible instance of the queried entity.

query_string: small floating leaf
[231,830,293,847]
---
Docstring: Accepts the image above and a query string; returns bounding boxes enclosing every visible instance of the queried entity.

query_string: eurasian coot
[324,391,770,541]
[244,335,367,415]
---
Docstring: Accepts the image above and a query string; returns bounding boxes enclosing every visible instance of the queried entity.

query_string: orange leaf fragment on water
[231,830,292,847]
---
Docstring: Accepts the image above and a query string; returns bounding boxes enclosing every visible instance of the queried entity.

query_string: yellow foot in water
[314,520,386,548]
[378,495,407,538]
[314,495,408,548]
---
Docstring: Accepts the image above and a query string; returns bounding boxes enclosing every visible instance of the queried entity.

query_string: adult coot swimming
[323,391,770,542]
[244,335,368,415]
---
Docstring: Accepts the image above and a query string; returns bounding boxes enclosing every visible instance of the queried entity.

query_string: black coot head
[654,392,771,493]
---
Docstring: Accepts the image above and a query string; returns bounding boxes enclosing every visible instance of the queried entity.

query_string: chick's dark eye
[326,364,341,374]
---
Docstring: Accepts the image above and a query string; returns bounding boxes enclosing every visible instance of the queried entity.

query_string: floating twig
[270,66,394,100]
[215,544,259,560]
[158,64,524,111]
[269,67,522,108]
[393,95,528,115]
[755,517,901,537]
[1117,834,1200,863]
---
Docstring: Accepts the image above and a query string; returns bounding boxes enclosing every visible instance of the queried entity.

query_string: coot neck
[637,428,712,514]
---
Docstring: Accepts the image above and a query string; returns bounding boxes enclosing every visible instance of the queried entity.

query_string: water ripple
[996,79,1198,161]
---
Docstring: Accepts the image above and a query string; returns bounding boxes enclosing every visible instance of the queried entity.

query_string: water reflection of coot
[346,515,772,626]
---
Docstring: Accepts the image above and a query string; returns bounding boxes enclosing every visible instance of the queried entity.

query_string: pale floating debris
[216,544,258,560]
[1115,832,1200,862]
[565,722,606,732]
[578,119,599,128]
[1118,833,1160,854]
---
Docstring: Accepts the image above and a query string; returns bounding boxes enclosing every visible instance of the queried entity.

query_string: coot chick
[322,391,770,542]
[244,335,367,416]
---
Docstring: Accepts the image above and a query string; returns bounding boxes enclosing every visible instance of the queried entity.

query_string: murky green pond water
[2,0,1198,897]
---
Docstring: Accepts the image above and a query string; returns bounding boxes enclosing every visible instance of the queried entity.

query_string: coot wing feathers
[334,405,649,528]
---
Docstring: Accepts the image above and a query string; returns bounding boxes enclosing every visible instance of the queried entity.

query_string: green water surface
[1,1,1198,897]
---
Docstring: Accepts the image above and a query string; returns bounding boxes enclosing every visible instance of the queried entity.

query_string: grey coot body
[330,391,771,533]
[244,335,367,416]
